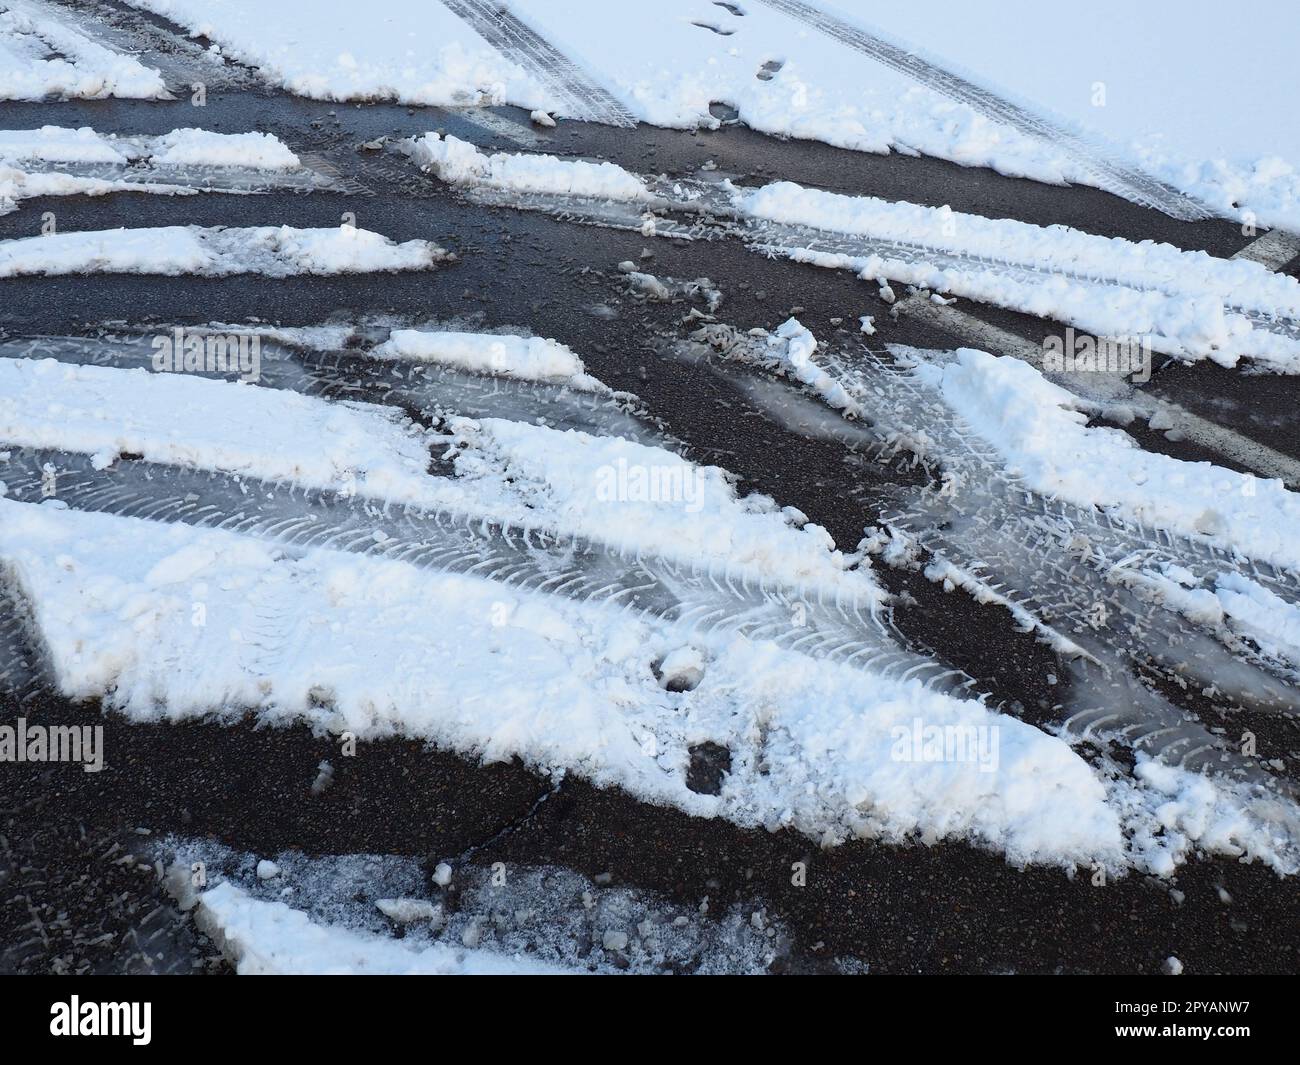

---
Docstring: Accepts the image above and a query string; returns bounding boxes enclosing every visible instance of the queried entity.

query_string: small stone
[256,859,280,880]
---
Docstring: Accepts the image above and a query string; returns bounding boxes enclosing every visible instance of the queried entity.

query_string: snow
[122,0,542,108]
[121,0,1299,225]
[147,129,301,170]
[738,180,1300,368]
[7,491,1295,874]
[832,0,1300,231]
[388,136,1300,369]
[0,126,303,216]
[0,225,448,278]
[0,1,167,101]
[0,125,300,169]
[0,497,1139,871]
[909,348,1300,572]
[196,881,570,974]
[404,133,652,201]
[374,328,601,388]
[0,358,438,496]
[1139,566,1300,673]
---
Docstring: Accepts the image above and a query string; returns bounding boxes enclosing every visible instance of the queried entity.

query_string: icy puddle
[160,843,796,975]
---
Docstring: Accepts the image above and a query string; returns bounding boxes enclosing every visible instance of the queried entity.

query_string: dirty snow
[0,224,449,278]
[195,881,571,974]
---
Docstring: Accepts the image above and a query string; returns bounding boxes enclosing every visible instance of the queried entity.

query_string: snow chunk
[404,133,651,201]
[373,329,599,388]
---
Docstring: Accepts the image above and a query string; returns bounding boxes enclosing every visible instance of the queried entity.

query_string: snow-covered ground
[0,0,167,100]
[118,0,1299,227]
[3,338,1295,877]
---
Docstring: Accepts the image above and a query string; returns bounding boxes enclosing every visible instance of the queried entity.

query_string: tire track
[0,448,977,697]
[439,0,637,127]
[749,0,1212,221]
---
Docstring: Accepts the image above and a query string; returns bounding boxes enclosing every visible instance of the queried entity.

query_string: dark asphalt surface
[2,33,1299,974]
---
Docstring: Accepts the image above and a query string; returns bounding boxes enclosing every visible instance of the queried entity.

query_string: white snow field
[0,224,449,277]
[405,135,1300,370]
[0,0,167,100]
[0,126,304,215]
[122,0,1298,226]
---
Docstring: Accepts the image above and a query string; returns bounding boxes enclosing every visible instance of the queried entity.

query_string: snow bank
[147,129,300,170]
[910,348,1300,571]
[404,133,651,201]
[374,328,599,387]
[0,225,448,278]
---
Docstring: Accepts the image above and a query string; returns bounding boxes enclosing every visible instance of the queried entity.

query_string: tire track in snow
[0,331,664,447]
[748,0,1212,222]
[439,0,637,127]
[696,332,1298,780]
[0,449,978,697]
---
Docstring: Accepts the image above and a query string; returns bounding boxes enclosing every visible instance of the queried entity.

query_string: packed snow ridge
[373,328,603,389]
[404,133,652,201]
[910,348,1300,573]
[0,126,300,169]
[0,126,302,215]
[0,224,449,277]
